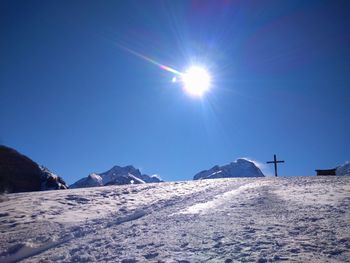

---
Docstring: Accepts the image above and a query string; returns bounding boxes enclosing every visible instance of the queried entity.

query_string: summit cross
[266,154,285,177]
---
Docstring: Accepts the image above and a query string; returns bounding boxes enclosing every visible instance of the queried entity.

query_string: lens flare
[115,43,182,75]
[116,43,212,97]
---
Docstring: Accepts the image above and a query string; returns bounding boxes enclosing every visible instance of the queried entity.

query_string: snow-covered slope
[1,176,349,262]
[336,161,350,176]
[70,165,162,188]
[194,158,265,180]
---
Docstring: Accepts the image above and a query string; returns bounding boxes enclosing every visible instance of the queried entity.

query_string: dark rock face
[0,145,68,193]
[40,166,68,190]
[0,145,42,193]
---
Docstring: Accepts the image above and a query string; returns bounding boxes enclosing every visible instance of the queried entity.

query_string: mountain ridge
[70,165,162,188]
[194,158,265,180]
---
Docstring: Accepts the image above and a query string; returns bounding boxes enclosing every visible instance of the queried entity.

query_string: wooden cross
[266,154,284,177]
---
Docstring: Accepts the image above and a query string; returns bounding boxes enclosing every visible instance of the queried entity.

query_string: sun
[181,66,211,97]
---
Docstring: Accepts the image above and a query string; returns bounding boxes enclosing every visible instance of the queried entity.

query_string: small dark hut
[315,168,337,176]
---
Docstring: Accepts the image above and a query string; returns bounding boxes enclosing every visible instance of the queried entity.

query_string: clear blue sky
[1,0,349,183]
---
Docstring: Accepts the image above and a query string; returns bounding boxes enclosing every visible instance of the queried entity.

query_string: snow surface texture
[1,177,350,262]
[70,165,162,188]
[336,161,350,176]
[194,158,265,180]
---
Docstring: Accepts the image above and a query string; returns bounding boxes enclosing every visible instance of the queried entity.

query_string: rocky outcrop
[40,166,68,191]
[0,145,68,193]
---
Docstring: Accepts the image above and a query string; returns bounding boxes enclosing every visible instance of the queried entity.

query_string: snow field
[1,176,349,262]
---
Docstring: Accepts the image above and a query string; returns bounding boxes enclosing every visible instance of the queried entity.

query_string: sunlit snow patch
[177,181,269,215]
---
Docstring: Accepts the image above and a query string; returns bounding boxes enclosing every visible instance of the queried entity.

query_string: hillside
[1,176,349,262]
[0,145,68,193]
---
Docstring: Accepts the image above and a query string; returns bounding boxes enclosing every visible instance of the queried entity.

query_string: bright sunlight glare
[181,66,211,97]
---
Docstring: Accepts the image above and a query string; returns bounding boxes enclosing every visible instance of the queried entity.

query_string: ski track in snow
[1,177,350,262]
[176,180,270,215]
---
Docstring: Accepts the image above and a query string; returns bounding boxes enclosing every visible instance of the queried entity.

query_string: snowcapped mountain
[194,158,265,180]
[70,165,162,188]
[336,161,350,176]
[70,173,103,188]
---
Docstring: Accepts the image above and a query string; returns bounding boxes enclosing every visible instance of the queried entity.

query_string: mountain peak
[194,158,264,180]
[336,161,350,176]
[70,165,162,189]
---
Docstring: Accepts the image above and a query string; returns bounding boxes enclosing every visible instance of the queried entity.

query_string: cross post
[266,154,285,177]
